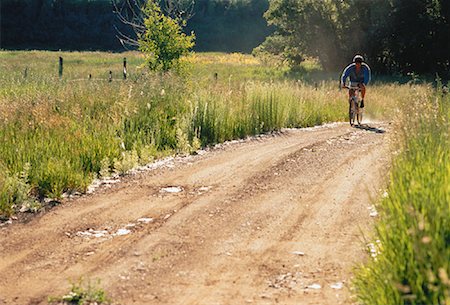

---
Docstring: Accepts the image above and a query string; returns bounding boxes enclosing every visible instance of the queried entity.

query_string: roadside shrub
[0,164,32,218]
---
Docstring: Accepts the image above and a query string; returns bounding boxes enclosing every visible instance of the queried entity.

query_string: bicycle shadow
[353,124,386,134]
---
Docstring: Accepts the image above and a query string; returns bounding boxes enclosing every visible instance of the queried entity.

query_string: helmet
[353,55,364,63]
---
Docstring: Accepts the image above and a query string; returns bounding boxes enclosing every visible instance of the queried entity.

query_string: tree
[259,0,352,71]
[258,0,450,76]
[140,0,195,72]
[113,0,195,48]
[113,0,195,72]
[374,0,450,75]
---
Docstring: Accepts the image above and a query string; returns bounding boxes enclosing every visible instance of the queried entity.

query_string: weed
[114,150,139,176]
[0,163,33,218]
[48,278,110,305]
[98,158,112,179]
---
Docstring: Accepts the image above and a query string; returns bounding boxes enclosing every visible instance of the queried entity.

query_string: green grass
[0,50,423,218]
[353,85,450,304]
[48,278,110,305]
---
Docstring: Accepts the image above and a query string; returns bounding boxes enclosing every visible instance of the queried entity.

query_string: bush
[139,0,195,72]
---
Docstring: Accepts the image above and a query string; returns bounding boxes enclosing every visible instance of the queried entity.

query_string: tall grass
[354,84,450,304]
[189,81,347,146]
[0,51,415,218]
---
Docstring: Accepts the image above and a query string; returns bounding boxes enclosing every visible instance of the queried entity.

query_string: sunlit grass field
[0,50,431,217]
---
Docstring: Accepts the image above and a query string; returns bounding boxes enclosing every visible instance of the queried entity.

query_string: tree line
[0,0,271,53]
[2,0,448,76]
[257,0,450,77]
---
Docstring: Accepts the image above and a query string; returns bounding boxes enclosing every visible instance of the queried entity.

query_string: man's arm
[340,64,352,87]
[362,63,371,85]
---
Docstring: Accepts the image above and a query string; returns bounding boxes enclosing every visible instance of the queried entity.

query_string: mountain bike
[344,85,363,126]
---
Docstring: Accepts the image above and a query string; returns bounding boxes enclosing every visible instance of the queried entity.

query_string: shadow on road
[354,124,386,133]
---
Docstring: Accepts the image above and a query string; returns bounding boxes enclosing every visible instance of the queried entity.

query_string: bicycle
[344,85,363,126]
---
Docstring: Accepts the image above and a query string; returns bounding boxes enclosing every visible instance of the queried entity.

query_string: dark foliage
[259,0,450,76]
[0,0,272,53]
[186,0,272,53]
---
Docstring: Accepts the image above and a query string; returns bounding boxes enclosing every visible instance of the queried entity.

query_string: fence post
[109,70,112,82]
[123,58,127,80]
[59,57,63,79]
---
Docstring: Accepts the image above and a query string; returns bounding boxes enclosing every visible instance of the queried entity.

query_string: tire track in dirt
[0,123,390,305]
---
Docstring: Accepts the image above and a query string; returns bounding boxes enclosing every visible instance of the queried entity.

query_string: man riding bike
[340,55,371,108]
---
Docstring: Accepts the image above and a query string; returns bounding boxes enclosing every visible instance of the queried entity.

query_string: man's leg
[360,84,366,99]
[359,84,366,108]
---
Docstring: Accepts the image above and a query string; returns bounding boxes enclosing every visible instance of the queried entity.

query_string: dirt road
[0,122,390,305]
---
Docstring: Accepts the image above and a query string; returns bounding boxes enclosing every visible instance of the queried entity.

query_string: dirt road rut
[0,122,390,305]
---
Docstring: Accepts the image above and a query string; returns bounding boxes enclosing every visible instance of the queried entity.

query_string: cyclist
[340,55,371,108]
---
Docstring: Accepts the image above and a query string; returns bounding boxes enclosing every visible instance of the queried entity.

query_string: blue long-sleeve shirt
[340,62,371,86]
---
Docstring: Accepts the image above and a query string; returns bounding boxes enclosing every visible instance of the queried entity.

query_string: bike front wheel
[349,111,355,126]
[357,110,363,125]
[349,100,356,126]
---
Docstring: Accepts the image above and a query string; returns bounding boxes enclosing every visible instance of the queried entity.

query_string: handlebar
[342,85,362,91]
